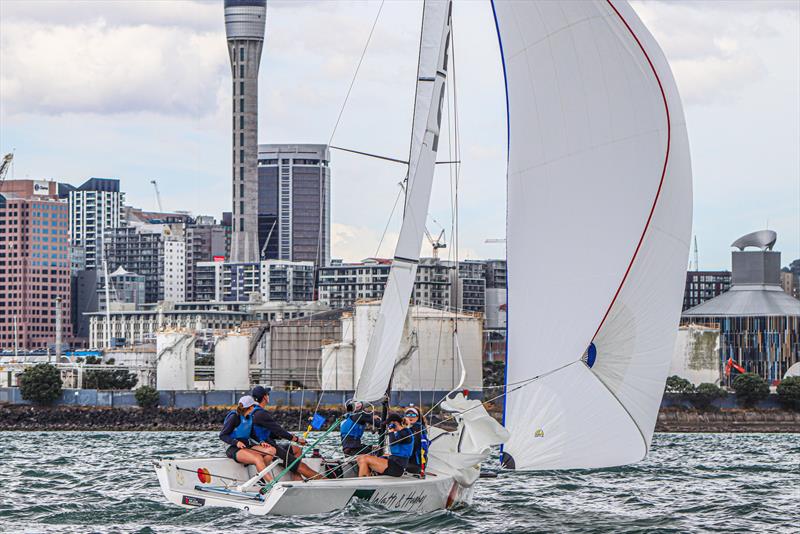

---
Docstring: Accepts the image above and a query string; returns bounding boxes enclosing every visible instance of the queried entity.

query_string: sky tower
[224,0,266,262]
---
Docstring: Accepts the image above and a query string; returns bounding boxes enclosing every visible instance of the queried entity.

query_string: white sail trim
[355,0,452,402]
[495,0,692,469]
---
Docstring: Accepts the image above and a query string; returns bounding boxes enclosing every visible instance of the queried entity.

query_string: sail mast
[354,0,452,403]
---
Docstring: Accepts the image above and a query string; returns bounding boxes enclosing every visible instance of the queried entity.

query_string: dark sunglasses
[404,412,419,417]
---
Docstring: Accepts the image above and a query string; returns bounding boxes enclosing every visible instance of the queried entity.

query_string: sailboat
[154,0,692,515]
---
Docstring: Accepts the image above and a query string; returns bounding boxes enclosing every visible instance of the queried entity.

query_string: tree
[19,363,63,405]
[81,356,138,390]
[135,385,160,409]
[732,373,769,407]
[776,377,800,411]
[692,383,727,410]
[483,361,506,389]
[665,375,695,396]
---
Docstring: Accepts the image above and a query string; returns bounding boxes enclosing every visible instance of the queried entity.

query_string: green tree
[776,377,800,411]
[82,356,138,390]
[135,385,160,409]
[692,383,727,410]
[665,375,695,396]
[732,373,770,407]
[19,363,63,405]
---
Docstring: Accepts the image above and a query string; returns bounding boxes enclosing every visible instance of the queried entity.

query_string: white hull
[153,393,507,516]
[154,456,471,515]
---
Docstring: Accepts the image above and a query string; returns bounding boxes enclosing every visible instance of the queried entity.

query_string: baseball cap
[251,385,271,401]
[238,395,257,409]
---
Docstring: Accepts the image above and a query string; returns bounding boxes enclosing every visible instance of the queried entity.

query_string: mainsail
[492,0,692,469]
[354,0,452,403]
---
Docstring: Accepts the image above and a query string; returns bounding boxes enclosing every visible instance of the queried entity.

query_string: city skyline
[1,0,798,268]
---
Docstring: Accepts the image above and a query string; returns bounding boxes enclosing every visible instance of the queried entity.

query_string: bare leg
[250,444,276,481]
[234,448,268,476]
[356,455,388,477]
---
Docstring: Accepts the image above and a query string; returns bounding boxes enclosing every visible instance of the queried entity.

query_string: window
[240,98,244,112]
[240,183,244,197]
[240,166,244,180]
[240,47,244,61]
[239,218,244,231]
[240,201,244,214]
[239,150,244,163]
[240,81,244,94]
[240,116,244,129]
[240,132,244,146]
[240,65,244,78]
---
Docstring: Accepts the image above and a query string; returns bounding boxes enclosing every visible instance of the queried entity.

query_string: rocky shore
[1,404,798,432]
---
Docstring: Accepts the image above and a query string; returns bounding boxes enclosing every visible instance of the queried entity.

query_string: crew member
[403,405,428,476]
[356,413,414,477]
[219,395,276,481]
[340,401,379,456]
[250,385,323,481]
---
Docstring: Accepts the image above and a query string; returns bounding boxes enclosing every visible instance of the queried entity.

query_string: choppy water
[0,431,797,533]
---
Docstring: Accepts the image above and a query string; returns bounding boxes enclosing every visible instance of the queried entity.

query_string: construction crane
[150,179,163,212]
[260,220,277,260]
[425,227,447,259]
[693,235,700,271]
[0,152,14,187]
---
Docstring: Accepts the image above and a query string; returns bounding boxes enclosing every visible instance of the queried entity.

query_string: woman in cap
[219,395,276,481]
[403,405,429,476]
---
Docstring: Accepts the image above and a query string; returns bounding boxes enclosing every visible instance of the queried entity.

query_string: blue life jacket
[389,428,414,459]
[225,410,253,441]
[340,414,365,445]
[410,422,429,465]
[251,405,271,442]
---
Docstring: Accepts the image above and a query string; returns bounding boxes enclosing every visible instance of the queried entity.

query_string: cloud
[332,222,398,263]
[630,0,783,105]
[0,19,228,116]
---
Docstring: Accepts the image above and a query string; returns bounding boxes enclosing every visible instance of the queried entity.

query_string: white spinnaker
[493,0,692,469]
[355,0,452,403]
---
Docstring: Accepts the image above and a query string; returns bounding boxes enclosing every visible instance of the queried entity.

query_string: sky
[0,0,798,269]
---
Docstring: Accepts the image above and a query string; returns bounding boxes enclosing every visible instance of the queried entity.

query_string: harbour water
[0,431,796,533]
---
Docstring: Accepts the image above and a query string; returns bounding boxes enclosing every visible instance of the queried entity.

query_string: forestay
[492,0,692,469]
[355,0,452,403]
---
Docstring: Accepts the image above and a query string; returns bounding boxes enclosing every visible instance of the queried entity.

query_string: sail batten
[495,0,692,470]
[354,0,452,403]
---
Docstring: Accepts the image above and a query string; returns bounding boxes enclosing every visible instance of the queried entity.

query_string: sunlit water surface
[0,432,797,533]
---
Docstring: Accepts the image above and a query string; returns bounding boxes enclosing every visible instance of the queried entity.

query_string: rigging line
[327,0,385,147]
[330,145,408,165]
[374,182,406,258]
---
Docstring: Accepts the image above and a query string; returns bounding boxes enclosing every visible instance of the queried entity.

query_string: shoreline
[1,405,798,433]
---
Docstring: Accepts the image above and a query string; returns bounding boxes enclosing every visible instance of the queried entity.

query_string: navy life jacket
[251,405,272,442]
[340,414,365,445]
[224,410,253,441]
[389,428,414,459]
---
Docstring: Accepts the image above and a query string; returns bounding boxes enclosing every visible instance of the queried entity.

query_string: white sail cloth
[355,0,452,403]
[493,0,692,469]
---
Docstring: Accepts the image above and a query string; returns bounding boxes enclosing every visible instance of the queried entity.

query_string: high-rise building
[66,178,125,269]
[0,180,72,350]
[257,144,331,267]
[103,224,186,304]
[225,0,266,262]
[185,218,228,301]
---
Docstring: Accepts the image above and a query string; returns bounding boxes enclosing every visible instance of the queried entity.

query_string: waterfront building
[195,259,315,303]
[682,230,800,382]
[444,260,487,314]
[225,0,266,262]
[66,178,125,269]
[683,270,731,311]
[0,180,72,350]
[257,144,331,267]
[87,301,248,348]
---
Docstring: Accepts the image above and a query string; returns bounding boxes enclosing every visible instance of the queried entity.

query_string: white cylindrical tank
[156,332,195,390]
[669,324,721,385]
[215,333,251,390]
[321,341,355,390]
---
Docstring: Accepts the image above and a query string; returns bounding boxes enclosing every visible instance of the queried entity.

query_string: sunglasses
[404,412,419,418]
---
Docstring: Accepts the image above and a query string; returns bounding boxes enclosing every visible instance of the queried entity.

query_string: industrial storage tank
[156,331,195,390]
[214,332,252,390]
